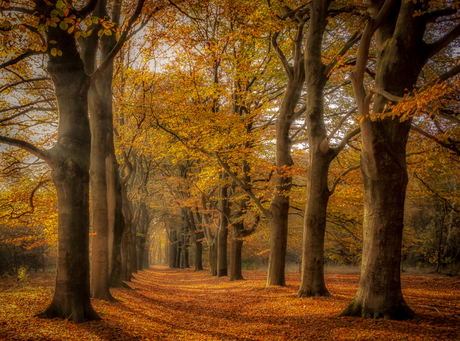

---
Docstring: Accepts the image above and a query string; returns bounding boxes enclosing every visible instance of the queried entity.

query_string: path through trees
[1,266,459,340]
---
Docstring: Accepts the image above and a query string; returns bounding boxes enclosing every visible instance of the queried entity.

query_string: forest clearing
[1,266,459,341]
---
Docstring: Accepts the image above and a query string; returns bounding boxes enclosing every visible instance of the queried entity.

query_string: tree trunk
[131,224,138,274]
[168,230,177,268]
[37,26,100,323]
[87,55,113,301]
[341,0,428,319]
[267,24,306,285]
[298,0,333,297]
[137,235,146,270]
[121,231,132,281]
[108,156,125,287]
[217,179,229,277]
[194,240,203,271]
[209,240,217,276]
[230,227,244,281]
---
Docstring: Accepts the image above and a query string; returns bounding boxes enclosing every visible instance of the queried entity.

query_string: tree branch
[76,0,100,18]
[411,125,460,156]
[329,165,360,196]
[213,152,271,221]
[325,30,362,75]
[426,23,460,59]
[0,77,50,94]
[0,50,43,70]
[332,126,361,155]
[0,136,50,162]
[272,30,293,78]
[90,0,148,82]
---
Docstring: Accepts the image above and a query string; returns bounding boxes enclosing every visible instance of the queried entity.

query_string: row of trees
[0,0,459,322]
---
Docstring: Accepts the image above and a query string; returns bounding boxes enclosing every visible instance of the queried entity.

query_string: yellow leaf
[67,26,74,34]
[51,48,57,56]
[75,31,81,39]
[57,50,62,56]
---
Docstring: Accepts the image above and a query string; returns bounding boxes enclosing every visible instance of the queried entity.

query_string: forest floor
[0,266,459,340]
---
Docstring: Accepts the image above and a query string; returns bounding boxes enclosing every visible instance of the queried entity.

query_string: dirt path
[0,266,459,340]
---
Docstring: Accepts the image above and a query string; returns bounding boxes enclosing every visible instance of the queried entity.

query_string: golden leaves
[1,267,459,340]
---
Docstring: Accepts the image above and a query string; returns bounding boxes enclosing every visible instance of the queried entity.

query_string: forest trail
[0,266,459,340]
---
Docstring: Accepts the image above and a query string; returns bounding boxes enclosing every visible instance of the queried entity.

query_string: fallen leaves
[0,267,459,340]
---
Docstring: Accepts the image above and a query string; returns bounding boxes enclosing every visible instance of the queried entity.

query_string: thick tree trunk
[341,0,427,319]
[298,148,331,297]
[88,64,113,301]
[37,27,100,323]
[121,231,132,281]
[267,192,289,286]
[137,235,146,270]
[340,137,414,319]
[298,1,333,297]
[267,103,297,286]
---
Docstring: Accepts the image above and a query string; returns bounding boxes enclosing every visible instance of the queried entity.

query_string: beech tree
[341,0,460,319]
[0,0,146,322]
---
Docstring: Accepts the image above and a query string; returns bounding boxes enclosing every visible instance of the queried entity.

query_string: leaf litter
[0,267,459,340]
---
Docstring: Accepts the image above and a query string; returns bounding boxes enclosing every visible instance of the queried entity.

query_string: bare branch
[0,98,56,115]
[325,30,362,75]
[329,165,360,196]
[413,172,460,213]
[0,136,50,162]
[0,77,50,94]
[332,127,361,155]
[0,107,57,125]
[327,106,357,140]
[272,30,293,77]
[90,0,149,82]
[411,125,460,156]
[426,23,460,59]
[167,0,203,21]
[0,50,43,70]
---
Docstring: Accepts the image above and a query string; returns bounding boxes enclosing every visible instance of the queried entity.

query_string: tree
[341,0,460,319]
[0,0,146,322]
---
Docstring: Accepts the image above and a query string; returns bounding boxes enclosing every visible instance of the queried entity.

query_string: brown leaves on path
[1,267,459,340]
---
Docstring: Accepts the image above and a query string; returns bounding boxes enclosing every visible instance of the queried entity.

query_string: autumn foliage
[1,266,459,340]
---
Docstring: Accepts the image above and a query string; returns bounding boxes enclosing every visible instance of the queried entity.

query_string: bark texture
[298,0,333,298]
[341,0,434,319]
[37,23,100,323]
[267,14,307,286]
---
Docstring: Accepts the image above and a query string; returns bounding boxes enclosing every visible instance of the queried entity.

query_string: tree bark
[37,25,100,323]
[108,156,125,287]
[266,14,306,286]
[341,0,430,319]
[298,0,333,298]
[230,224,244,281]
[217,174,229,277]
